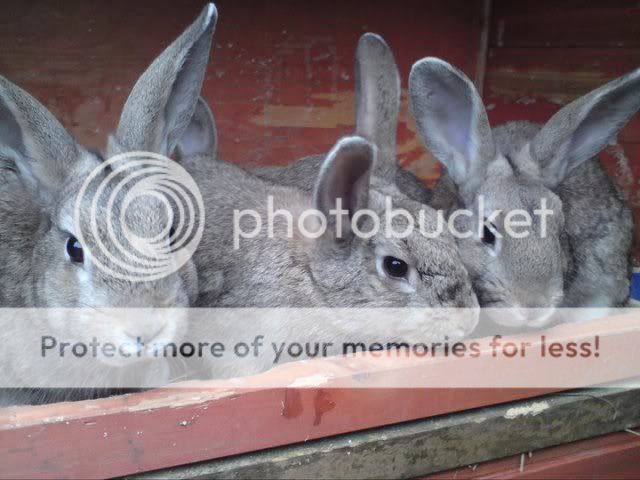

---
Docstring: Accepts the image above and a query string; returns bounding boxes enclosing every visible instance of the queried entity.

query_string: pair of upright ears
[409,57,640,191]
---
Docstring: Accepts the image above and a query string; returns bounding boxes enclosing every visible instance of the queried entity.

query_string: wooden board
[429,430,640,479]
[490,0,640,48]
[132,387,640,479]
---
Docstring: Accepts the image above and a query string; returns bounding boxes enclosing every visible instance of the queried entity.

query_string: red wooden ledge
[0,312,639,479]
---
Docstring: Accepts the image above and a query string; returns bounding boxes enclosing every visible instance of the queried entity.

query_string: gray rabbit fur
[409,57,639,328]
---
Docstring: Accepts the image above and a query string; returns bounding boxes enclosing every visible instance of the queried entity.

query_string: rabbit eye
[482,222,497,247]
[383,256,409,278]
[169,226,176,245]
[66,235,84,263]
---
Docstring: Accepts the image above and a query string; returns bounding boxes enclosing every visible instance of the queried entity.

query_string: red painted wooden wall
[0,0,485,174]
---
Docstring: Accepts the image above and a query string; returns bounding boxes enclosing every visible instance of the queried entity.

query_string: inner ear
[314,137,374,219]
[0,77,81,199]
[173,97,217,159]
[0,96,24,155]
[317,154,371,216]
[409,58,495,198]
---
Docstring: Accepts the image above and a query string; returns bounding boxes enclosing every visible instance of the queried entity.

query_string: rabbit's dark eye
[383,256,409,278]
[482,222,497,247]
[169,226,177,246]
[66,235,84,263]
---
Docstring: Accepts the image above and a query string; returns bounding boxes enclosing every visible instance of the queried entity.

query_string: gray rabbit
[107,20,479,378]
[0,4,217,405]
[409,57,639,328]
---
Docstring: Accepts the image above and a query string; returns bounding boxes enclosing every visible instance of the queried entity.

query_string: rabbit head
[261,135,480,340]
[0,78,195,312]
[410,57,640,327]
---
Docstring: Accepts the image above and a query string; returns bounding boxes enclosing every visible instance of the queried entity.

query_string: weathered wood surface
[490,0,640,48]
[0,0,485,182]
[132,386,640,479]
[429,429,640,479]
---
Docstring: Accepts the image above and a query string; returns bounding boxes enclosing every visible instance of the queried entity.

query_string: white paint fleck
[288,373,332,388]
[504,401,550,419]
[516,96,536,106]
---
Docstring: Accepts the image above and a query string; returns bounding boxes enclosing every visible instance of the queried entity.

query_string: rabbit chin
[94,356,172,389]
[482,306,557,329]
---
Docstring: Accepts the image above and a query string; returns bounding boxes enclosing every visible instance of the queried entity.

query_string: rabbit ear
[0,76,83,199]
[314,136,374,239]
[354,33,400,181]
[531,68,640,187]
[108,3,217,157]
[174,97,217,159]
[409,57,495,199]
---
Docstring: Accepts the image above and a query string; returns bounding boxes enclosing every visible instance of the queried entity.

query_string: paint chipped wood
[131,387,640,479]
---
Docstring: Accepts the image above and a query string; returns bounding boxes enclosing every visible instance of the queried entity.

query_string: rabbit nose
[516,307,556,327]
[124,325,166,345]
